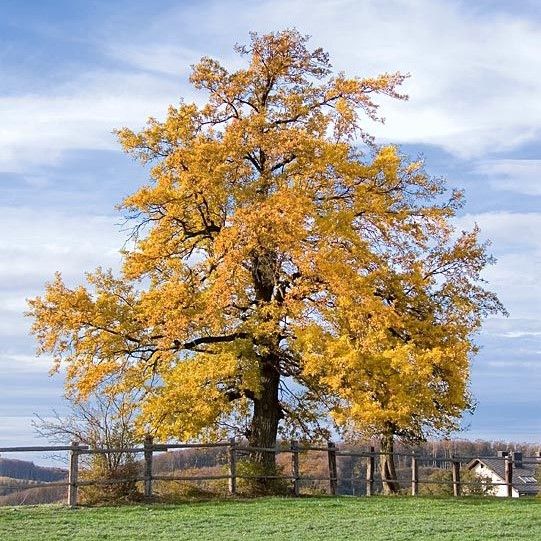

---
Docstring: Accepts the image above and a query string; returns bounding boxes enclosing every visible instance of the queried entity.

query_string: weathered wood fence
[0,440,531,507]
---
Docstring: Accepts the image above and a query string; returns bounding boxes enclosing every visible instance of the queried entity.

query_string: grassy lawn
[0,496,540,541]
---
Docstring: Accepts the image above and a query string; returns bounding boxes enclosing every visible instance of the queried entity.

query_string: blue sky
[1,0,540,458]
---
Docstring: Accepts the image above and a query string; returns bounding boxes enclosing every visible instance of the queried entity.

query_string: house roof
[467,458,540,495]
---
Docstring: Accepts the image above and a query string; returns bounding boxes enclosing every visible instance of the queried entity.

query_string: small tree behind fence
[0,440,536,507]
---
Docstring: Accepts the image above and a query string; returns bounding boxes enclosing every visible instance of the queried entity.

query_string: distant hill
[0,458,67,506]
[0,483,66,506]
[0,438,538,505]
[0,458,66,482]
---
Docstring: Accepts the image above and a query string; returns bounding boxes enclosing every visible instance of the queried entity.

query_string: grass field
[0,496,540,540]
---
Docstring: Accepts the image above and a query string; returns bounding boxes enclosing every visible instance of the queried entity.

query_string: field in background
[2,439,540,505]
[0,497,540,541]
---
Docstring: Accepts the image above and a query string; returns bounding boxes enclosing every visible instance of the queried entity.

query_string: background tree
[28,30,503,481]
[299,224,503,492]
[422,468,495,497]
[33,389,141,502]
[33,390,139,471]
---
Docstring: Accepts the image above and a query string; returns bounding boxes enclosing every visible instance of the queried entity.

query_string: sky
[1,0,540,462]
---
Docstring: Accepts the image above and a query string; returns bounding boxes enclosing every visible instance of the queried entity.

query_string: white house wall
[472,463,519,498]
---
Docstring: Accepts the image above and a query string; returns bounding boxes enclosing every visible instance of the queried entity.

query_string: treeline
[0,458,66,482]
[153,447,229,472]
[406,439,540,459]
[150,438,541,496]
[0,458,67,507]
[149,438,541,479]
[0,484,67,506]
[1,438,539,505]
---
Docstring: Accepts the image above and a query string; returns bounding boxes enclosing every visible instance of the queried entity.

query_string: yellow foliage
[27,30,503,447]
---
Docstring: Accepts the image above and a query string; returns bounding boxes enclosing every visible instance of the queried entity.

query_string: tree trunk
[380,432,400,494]
[247,249,282,486]
[248,357,281,479]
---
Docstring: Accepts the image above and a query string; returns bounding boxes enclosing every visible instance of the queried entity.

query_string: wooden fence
[0,439,534,507]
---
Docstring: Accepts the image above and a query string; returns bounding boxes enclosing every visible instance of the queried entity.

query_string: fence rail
[0,439,536,507]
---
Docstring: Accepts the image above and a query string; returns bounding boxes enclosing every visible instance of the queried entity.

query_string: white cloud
[453,212,541,322]
[457,212,541,322]
[104,43,202,77]
[482,317,541,340]
[454,212,541,252]
[0,71,188,173]
[475,160,541,196]
[498,331,541,339]
[3,0,541,172]
[0,206,127,342]
[454,212,541,321]
[0,295,28,313]
[146,0,541,157]
[0,354,54,374]
[0,206,124,285]
[484,360,541,369]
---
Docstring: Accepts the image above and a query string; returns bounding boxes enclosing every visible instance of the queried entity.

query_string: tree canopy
[28,30,503,473]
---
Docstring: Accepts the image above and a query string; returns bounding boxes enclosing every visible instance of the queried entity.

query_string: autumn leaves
[28,31,503,472]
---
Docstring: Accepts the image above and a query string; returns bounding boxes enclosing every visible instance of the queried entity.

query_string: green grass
[0,497,540,540]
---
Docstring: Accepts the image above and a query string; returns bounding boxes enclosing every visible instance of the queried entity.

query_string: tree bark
[380,432,400,494]
[248,356,281,477]
[246,247,284,486]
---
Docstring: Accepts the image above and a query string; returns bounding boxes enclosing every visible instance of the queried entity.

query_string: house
[468,451,540,497]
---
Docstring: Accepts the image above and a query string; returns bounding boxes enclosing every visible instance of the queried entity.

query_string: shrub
[152,466,229,502]
[421,467,494,496]
[236,459,289,496]
[79,454,141,505]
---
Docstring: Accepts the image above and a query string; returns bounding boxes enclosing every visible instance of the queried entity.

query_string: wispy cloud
[0,207,126,346]
[104,43,203,77]
[497,331,541,339]
[0,354,54,374]
[454,212,541,322]
[475,160,541,196]
[0,207,124,287]
[0,71,185,173]
[454,212,541,253]
[3,0,541,173]
[482,317,541,339]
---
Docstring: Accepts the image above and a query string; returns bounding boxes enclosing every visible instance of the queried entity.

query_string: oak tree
[28,31,503,480]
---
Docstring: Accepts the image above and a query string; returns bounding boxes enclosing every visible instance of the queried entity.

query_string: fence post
[68,441,80,508]
[144,435,154,499]
[291,440,300,497]
[452,460,461,497]
[327,441,338,496]
[505,456,513,498]
[411,456,419,496]
[366,446,375,496]
[228,437,237,495]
